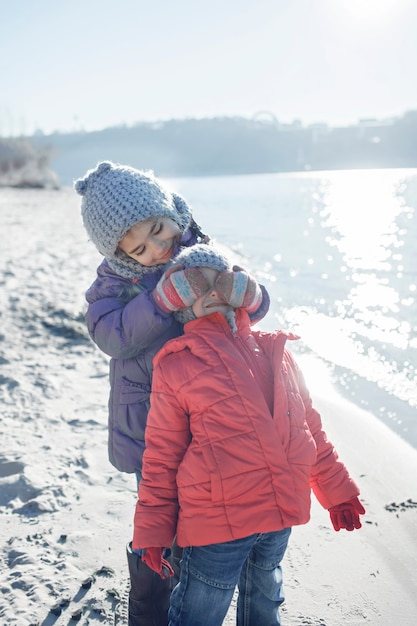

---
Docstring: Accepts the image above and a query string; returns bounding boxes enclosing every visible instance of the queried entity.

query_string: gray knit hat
[171,243,232,273]
[75,161,192,276]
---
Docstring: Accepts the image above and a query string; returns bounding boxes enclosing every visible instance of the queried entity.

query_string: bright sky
[1,0,417,136]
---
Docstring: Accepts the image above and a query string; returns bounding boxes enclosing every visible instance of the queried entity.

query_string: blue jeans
[168,528,291,626]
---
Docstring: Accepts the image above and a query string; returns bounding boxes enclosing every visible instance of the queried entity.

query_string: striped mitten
[152,265,210,312]
[215,268,262,313]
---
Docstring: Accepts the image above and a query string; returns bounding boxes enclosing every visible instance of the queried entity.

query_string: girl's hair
[189,217,209,242]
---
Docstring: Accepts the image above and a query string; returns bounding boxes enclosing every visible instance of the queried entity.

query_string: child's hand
[329,496,366,531]
[152,265,211,312]
[141,547,174,580]
[215,267,262,314]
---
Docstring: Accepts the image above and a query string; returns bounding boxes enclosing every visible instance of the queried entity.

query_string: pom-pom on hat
[75,161,192,262]
[171,243,232,273]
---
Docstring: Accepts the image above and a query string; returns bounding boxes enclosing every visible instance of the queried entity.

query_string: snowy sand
[1,187,417,625]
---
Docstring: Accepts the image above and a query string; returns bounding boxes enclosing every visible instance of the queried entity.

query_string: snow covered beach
[1,180,417,625]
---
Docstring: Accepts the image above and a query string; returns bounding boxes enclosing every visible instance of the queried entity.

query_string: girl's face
[192,268,233,319]
[118,217,181,266]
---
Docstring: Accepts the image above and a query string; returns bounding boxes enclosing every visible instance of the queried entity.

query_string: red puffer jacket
[133,310,359,549]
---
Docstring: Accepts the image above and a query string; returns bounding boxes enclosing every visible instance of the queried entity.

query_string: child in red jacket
[133,244,365,626]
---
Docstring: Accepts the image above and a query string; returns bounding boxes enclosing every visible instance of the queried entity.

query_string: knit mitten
[152,265,210,312]
[329,497,366,531]
[141,548,174,580]
[215,267,262,313]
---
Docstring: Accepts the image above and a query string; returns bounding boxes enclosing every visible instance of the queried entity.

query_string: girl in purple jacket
[75,161,269,626]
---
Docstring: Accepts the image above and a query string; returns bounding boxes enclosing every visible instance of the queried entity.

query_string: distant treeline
[0,137,59,188]
[31,111,417,185]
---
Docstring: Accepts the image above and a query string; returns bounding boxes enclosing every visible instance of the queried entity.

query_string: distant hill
[30,112,417,186]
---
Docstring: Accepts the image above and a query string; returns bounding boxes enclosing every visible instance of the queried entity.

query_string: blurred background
[1,0,417,186]
[1,0,416,449]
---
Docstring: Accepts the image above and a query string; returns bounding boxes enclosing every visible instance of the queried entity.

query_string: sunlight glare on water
[320,169,407,272]
[290,169,417,415]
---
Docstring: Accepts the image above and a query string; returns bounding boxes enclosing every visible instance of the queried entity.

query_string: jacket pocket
[287,391,317,465]
[287,390,308,427]
[119,378,151,404]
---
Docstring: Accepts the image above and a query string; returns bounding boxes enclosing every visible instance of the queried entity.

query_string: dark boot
[126,543,172,626]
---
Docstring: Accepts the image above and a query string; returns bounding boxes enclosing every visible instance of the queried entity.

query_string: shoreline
[1,187,416,625]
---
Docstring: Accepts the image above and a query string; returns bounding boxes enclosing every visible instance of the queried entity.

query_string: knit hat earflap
[75,161,192,277]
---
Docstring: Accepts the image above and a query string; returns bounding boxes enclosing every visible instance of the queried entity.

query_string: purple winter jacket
[85,233,270,474]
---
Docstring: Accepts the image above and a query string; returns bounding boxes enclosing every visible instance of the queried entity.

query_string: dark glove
[214,266,262,313]
[152,265,210,312]
[141,547,175,580]
[329,496,366,531]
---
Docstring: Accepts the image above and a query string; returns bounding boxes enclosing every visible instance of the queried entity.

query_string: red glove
[214,267,262,313]
[329,496,366,531]
[141,547,174,580]
[152,265,210,312]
